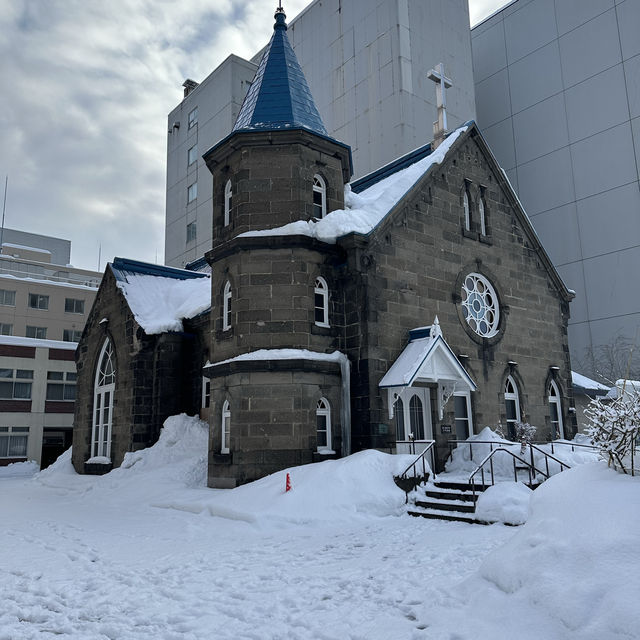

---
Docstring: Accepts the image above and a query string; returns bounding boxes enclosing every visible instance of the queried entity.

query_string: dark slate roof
[232,9,328,136]
[110,257,208,283]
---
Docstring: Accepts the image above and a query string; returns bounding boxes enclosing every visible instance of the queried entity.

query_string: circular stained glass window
[461,273,500,338]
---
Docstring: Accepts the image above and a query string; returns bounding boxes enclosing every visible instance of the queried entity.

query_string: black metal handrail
[528,444,572,477]
[398,440,436,482]
[468,447,562,499]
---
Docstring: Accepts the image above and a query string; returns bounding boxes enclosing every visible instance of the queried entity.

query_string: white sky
[0,1,508,271]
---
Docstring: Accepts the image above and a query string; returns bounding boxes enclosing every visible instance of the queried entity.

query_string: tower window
[224,179,232,227]
[222,281,232,331]
[314,277,329,327]
[504,376,521,441]
[312,175,327,219]
[221,400,231,453]
[316,397,332,452]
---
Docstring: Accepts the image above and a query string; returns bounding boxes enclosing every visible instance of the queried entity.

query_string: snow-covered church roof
[110,258,211,335]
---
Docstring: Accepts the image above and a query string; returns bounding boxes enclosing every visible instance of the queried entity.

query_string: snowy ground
[1,416,638,640]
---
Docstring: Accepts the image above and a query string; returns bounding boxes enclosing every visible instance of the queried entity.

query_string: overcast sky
[0,0,507,271]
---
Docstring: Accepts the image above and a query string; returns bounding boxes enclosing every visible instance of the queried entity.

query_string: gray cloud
[0,0,504,271]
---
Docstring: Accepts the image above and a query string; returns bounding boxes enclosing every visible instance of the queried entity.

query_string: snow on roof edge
[205,348,348,368]
[0,335,77,350]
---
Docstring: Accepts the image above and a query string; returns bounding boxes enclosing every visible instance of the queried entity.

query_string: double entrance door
[395,387,433,445]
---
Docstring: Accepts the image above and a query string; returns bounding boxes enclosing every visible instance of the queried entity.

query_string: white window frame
[316,397,333,453]
[548,380,564,439]
[504,375,521,440]
[222,281,232,331]
[0,426,29,458]
[478,190,487,236]
[187,144,198,166]
[187,182,198,204]
[463,188,471,230]
[201,376,210,409]
[26,325,47,339]
[460,272,500,338]
[221,400,230,454]
[224,179,232,226]
[91,339,116,459]
[314,276,329,327]
[312,174,327,219]
[453,390,473,440]
[0,289,15,306]
[395,388,433,442]
[65,298,85,314]
[28,293,49,310]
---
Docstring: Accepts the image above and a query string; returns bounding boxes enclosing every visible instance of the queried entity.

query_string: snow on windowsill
[316,448,336,455]
[238,126,468,244]
[86,456,111,465]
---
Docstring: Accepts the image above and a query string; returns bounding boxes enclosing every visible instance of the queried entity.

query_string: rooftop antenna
[97,243,102,272]
[0,175,7,253]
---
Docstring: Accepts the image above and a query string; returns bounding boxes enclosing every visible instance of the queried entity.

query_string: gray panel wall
[165,0,476,268]
[472,0,640,378]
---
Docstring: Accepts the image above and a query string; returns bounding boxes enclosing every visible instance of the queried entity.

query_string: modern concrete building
[165,0,476,268]
[471,0,640,376]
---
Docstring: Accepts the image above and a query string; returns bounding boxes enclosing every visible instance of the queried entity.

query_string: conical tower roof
[232,7,328,135]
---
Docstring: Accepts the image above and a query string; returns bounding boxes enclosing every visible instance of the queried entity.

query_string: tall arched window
[548,380,564,439]
[312,174,326,219]
[504,376,521,441]
[221,400,231,454]
[224,179,232,227]
[314,277,329,327]
[478,192,487,236]
[409,394,425,440]
[395,397,405,441]
[463,188,471,230]
[316,397,332,452]
[222,281,232,331]
[91,338,115,459]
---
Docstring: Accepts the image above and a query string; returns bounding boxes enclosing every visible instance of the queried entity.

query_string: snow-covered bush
[514,421,536,455]
[584,383,639,474]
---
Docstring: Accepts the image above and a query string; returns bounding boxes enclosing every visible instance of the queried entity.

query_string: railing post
[530,445,536,480]
[469,442,473,462]
[513,457,517,482]
[489,456,495,486]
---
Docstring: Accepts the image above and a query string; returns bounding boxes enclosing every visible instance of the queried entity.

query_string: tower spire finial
[274,2,286,27]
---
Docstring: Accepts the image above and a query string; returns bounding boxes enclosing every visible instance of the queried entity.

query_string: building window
[478,189,487,236]
[463,186,471,231]
[0,323,12,335]
[314,277,329,327]
[63,329,83,342]
[312,174,326,219]
[28,293,49,310]
[0,426,29,458]
[454,392,473,440]
[202,376,210,409]
[188,107,198,129]
[395,397,405,440]
[26,326,47,339]
[548,380,564,439]
[316,397,332,452]
[409,393,425,440]
[187,182,198,203]
[222,281,232,331]
[0,289,15,306]
[504,376,521,441]
[221,400,230,454]
[187,144,198,166]
[64,298,85,314]
[224,179,232,226]
[46,371,77,401]
[0,369,33,400]
[91,339,115,459]
[461,273,499,338]
[186,221,197,244]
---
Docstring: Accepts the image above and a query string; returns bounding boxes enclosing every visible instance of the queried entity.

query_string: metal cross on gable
[427,62,453,146]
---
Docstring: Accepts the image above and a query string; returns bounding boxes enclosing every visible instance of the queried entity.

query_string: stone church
[72,7,576,486]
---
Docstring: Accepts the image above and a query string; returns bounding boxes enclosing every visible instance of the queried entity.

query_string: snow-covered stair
[407,480,490,524]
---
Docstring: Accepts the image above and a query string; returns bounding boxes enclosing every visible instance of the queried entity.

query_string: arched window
[548,380,564,439]
[316,397,332,452]
[312,174,327,219]
[222,281,232,331]
[504,376,521,441]
[221,400,231,453]
[314,277,329,327]
[463,188,471,230]
[395,397,405,441]
[91,338,116,459]
[478,192,487,236]
[224,179,232,227]
[409,394,425,440]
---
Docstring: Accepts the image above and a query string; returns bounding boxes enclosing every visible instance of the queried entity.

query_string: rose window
[461,273,499,338]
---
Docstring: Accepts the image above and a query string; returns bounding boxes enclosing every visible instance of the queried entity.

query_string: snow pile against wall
[239,126,468,244]
[161,450,417,526]
[475,481,532,525]
[445,427,599,478]
[0,460,39,478]
[116,273,211,334]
